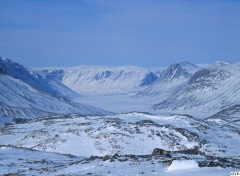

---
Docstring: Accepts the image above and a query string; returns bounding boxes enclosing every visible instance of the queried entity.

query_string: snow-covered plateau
[0,57,239,175]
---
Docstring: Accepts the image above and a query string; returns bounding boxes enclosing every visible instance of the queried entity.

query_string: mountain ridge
[0,57,110,126]
[1,56,240,118]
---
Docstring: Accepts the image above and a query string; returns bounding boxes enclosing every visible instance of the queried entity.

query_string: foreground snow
[0,112,239,158]
[0,146,236,176]
[167,160,199,171]
[0,112,239,176]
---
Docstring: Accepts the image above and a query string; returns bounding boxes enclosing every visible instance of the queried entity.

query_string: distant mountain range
[34,60,240,117]
[1,56,240,121]
[152,61,240,116]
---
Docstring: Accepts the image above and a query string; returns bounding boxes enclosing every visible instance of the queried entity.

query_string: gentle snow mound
[167,160,199,171]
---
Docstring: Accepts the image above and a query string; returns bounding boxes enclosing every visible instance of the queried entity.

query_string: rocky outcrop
[152,148,171,157]
[177,146,202,155]
[102,155,111,161]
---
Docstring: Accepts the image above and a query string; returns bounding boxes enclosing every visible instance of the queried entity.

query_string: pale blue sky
[0,0,239,67]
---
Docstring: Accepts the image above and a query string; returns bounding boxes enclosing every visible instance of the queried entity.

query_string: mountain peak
[212,61,229,67]
[158,62,199,82]
[177,61,199,67]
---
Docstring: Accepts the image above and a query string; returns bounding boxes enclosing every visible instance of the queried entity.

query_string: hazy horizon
[1,55,236,69]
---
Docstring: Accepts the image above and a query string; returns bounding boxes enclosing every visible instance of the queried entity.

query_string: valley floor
[76,93,219,118]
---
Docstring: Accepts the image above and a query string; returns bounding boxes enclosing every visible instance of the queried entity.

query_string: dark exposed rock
[3,174,17,176]
[152,148,170,157]
[159,63,193,82]
[78,151,240,169]
[177,146,202,155]
[88,155,100,161]
[102,155,110,161]
[140,72,158,86]
[135,120,160,127]
[112,153,120,159]
[13,118,28,124]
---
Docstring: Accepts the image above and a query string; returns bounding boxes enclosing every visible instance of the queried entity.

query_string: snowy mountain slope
[33,61,240,117]
[205,104,240,127]
[35,65,160,95]
[0,74,108,117]
[3,57,240,118]
[158,62,200,82]
[136,62,200,99]
[0,58,110,125]
[0,104,54,121]
[153,63,240,116]
[33,62,205,114]
[36,62,198,97]
[0,57,78,99]
[206,105,240,126]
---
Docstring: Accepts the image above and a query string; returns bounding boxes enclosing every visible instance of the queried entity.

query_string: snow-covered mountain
[206,104,240,127]
[137,62,200,99]
[2,57,240,118]
[0,58,78,99]
[158,62,200,82]
[153,62,240,116]
[32,61,240,117]
[35,62,199,96]
[35,65,160,95]
[0,57,109,125]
